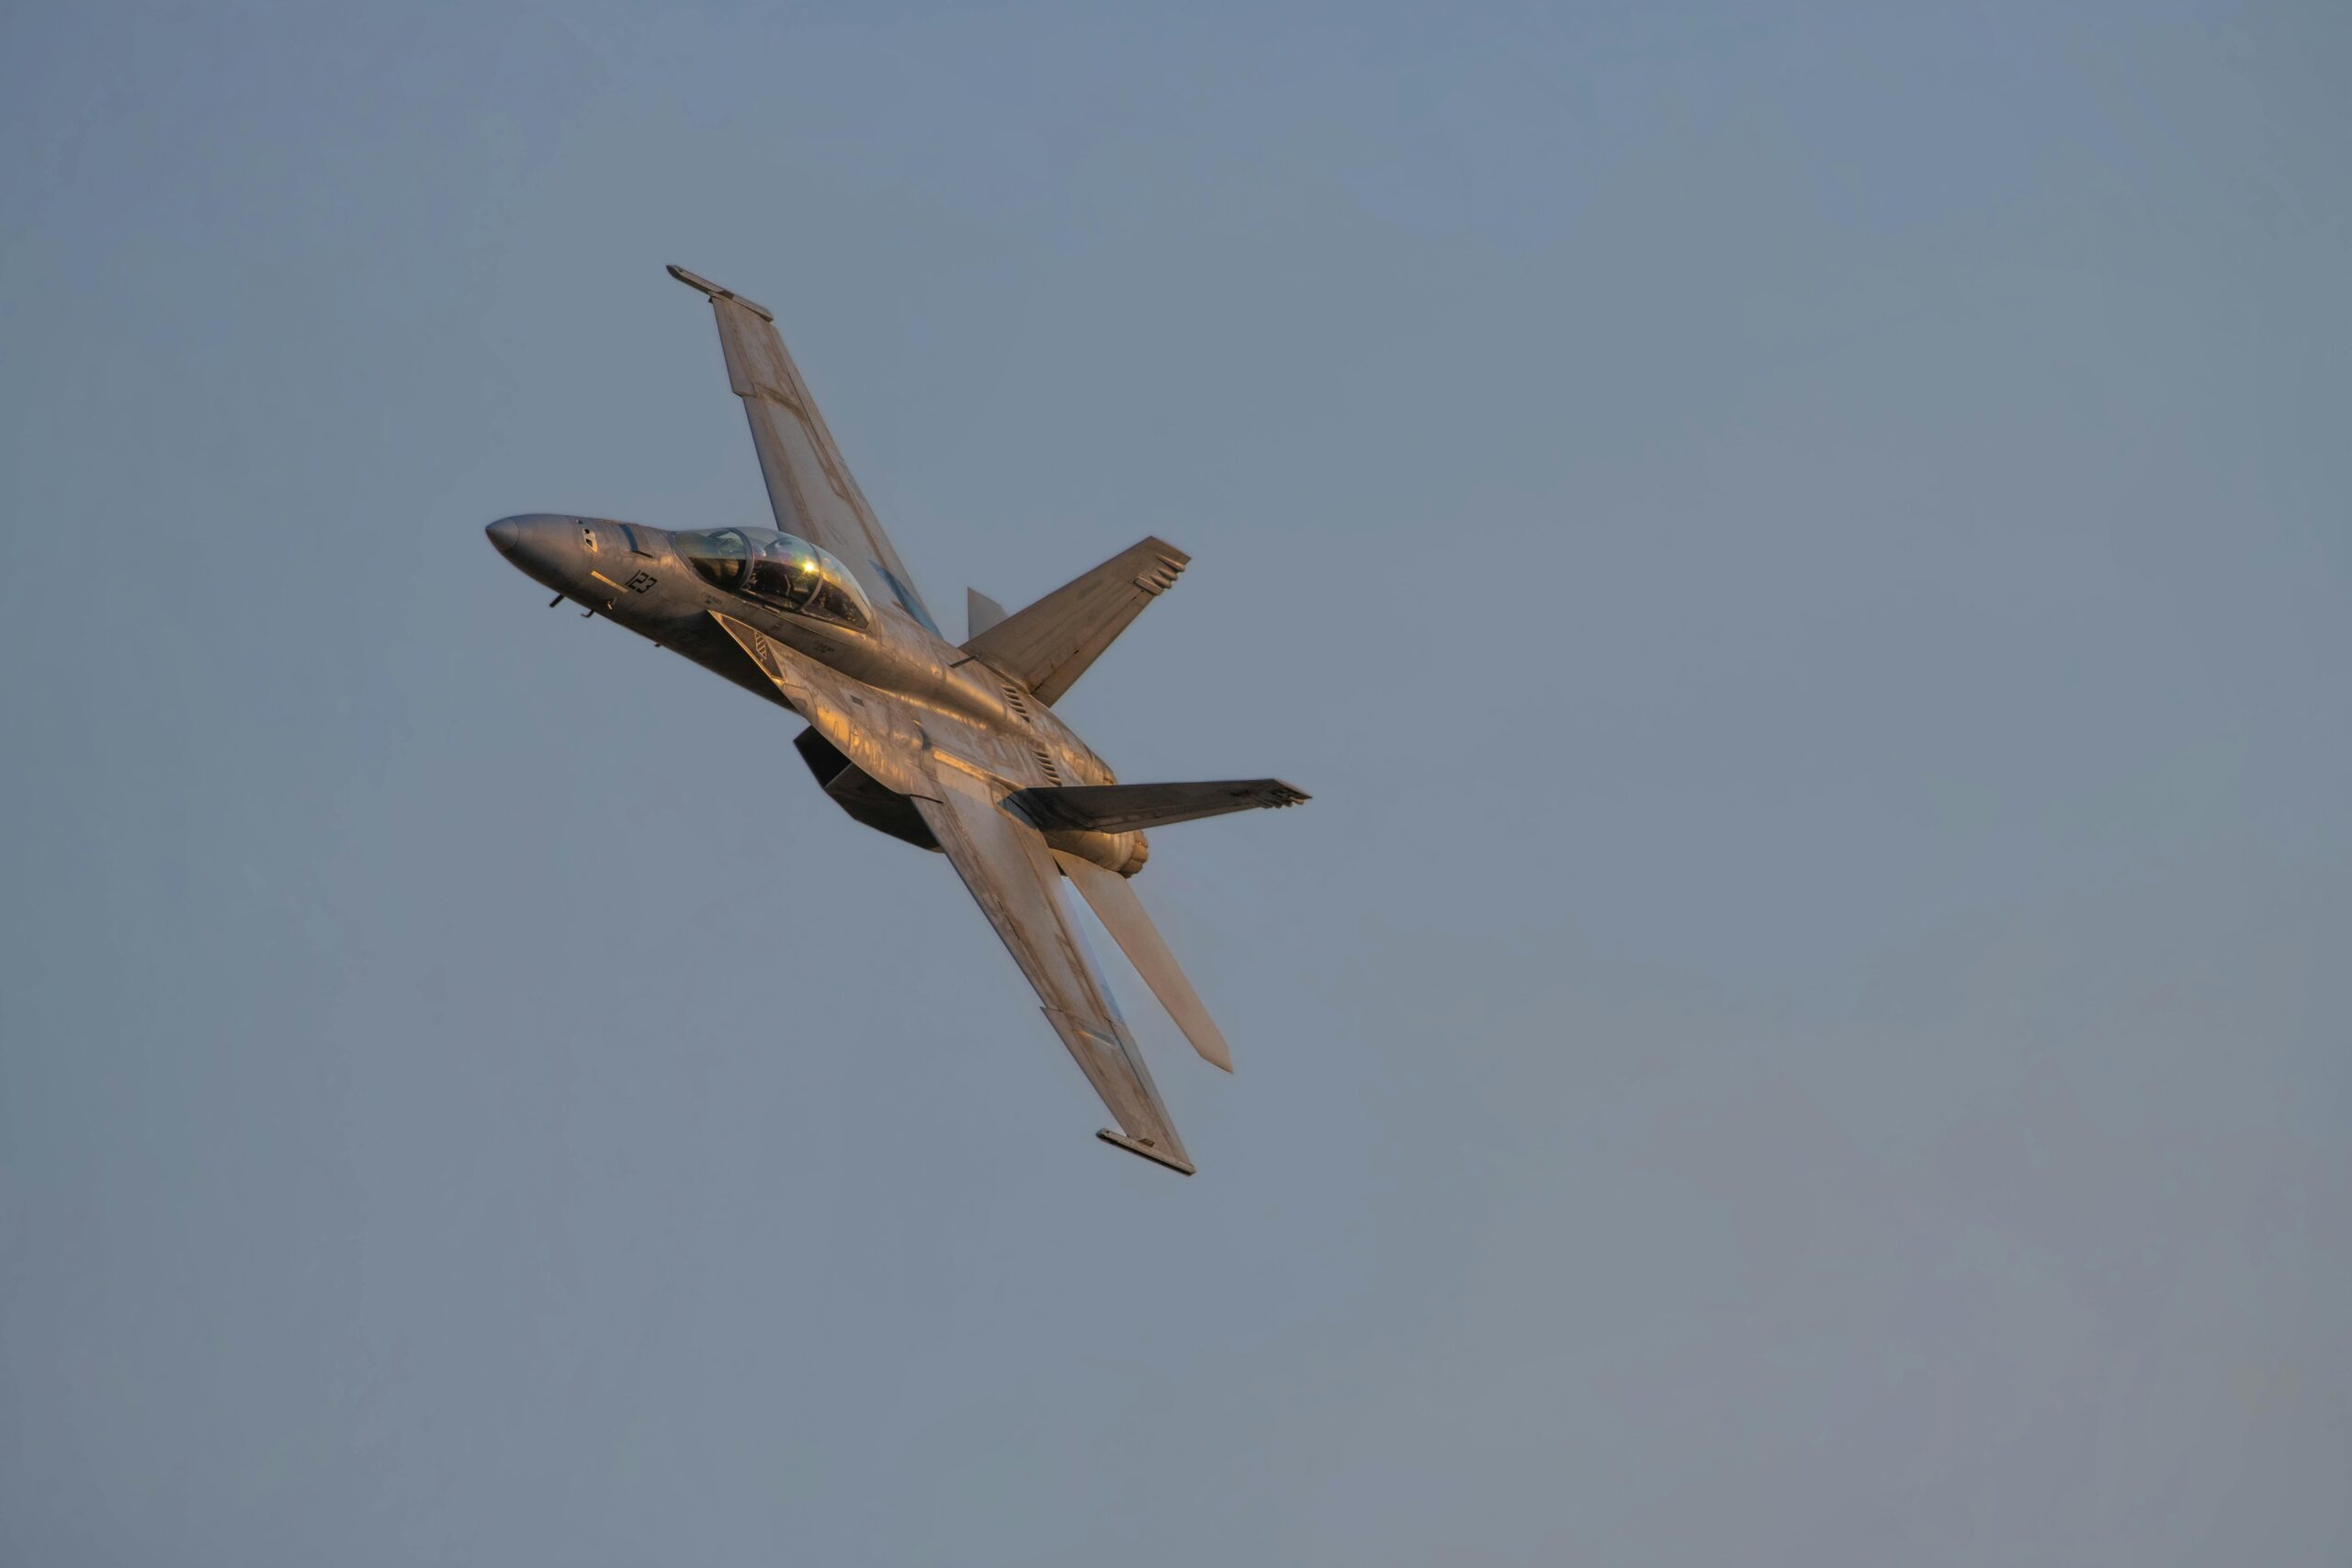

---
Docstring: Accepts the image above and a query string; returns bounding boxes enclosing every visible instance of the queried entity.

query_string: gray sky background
[4,2,2346,1562]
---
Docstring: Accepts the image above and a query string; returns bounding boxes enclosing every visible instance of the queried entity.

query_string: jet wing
[668,265,937,631]
[910,778,1194,1175]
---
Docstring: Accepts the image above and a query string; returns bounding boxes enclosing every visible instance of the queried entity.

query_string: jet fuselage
[486,511,1139,872]
[482,265,1306,1173]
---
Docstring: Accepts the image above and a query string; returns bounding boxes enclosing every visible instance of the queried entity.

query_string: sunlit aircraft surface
[485,266,1306,1175]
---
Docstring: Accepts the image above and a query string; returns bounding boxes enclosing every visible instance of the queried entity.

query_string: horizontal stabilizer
[961,537,1188,705]
[1010,779,1309,834]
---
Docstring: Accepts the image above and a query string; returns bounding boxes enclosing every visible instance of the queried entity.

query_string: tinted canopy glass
[677,527,748,590]
[675,528,873,630]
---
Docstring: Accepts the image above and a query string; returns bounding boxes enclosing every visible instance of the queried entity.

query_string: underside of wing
[668,265,938,632]
[911,781,1193,1174]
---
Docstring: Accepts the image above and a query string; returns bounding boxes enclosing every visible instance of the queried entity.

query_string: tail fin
[1054,850,1234,1072]
[967,588,1007,638]
[960,536,1187,704]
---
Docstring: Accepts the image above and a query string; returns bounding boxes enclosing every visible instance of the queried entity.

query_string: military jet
[484,265,1306,1175]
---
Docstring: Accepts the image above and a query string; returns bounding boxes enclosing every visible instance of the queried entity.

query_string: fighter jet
[484,265,1306,1175]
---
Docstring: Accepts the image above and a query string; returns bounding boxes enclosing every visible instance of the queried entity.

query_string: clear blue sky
[4,2,2346,1562]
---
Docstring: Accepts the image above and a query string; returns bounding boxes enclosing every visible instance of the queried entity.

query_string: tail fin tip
[967,587,1008,638]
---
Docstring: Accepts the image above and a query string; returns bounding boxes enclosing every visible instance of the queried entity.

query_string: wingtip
[665,264,772,321]
[1097,1129,1196,1176]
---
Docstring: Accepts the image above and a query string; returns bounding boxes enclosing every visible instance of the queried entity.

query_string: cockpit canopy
[674,528,873,631]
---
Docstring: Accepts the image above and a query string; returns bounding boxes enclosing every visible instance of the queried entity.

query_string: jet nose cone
[486,516,525,557]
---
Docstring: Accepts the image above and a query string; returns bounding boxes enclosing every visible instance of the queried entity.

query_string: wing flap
[911,781,1192,1171]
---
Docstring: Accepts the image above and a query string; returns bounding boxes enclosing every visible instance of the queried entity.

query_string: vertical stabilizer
[967,587,1008,639]
[1052,850,1234,1072]
[961,536,1188,705]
